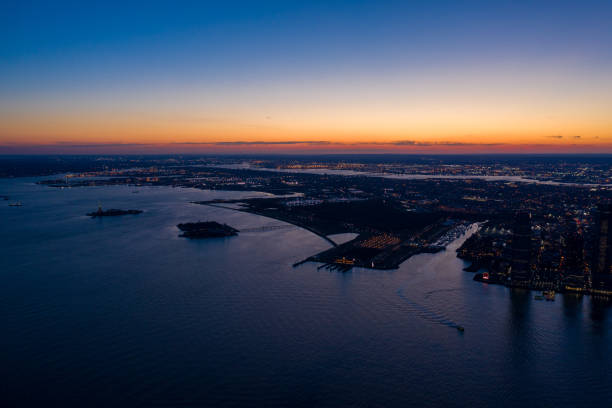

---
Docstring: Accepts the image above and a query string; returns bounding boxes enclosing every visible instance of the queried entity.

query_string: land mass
[177,221,239,238]
[87,208,143,217]
[19,155,612,295]
[195,198,472,270]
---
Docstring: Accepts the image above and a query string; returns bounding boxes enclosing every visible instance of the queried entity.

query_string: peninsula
[195,198,469,270]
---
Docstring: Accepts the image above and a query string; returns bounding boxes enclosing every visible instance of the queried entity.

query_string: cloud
[7,140,506,149]
[213,141,332,145]
[21,141,335,148]
[544,135,582,140]
[390,140,419,146]
[383,140,504,147]
[51,142,152,148]
[7,137,610,155]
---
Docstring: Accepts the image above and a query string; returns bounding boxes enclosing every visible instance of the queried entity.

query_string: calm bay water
[1,177,611,407]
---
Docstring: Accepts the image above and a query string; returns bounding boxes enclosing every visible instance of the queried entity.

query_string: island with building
[177,221,239,239]
[87,206,143,217]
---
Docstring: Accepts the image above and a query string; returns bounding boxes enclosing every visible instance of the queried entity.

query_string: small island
[87,207,143,217]
[177,221,239,238]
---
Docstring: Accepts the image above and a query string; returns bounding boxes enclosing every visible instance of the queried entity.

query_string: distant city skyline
[2,1,612,154]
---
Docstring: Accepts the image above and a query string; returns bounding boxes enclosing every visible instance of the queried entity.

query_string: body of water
[1,178,611,407]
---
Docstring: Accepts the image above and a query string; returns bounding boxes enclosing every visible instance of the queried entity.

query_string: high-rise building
[511,212,532,284]
[592,204,612,292]
[562,220,585,291]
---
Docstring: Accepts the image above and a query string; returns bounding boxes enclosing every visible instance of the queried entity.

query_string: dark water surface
[1,178,611,407]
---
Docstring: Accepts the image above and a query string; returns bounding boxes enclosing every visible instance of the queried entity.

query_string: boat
[534,295,544,300]
[456,326,465,332]
[8,202,22,207]
[543,290,556,301]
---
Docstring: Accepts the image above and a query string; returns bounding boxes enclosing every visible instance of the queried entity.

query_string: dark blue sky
[4,1,611,90]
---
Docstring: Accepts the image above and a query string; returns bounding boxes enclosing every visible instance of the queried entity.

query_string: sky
[1,0,611,154]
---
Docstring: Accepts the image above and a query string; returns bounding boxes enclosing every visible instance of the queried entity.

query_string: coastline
[194,201,339,247]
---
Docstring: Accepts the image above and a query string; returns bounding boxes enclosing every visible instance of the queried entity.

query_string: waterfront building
[562,221,586,292]
[592,204,612,293]
[511,212,532,285]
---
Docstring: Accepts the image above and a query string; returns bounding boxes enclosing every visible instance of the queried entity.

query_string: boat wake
[423,287,462,299]
[397,288,464,331]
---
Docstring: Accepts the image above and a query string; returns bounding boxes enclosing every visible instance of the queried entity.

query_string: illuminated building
[562,220,585,292]
[511,212,532,284]
[592,204,612,292]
